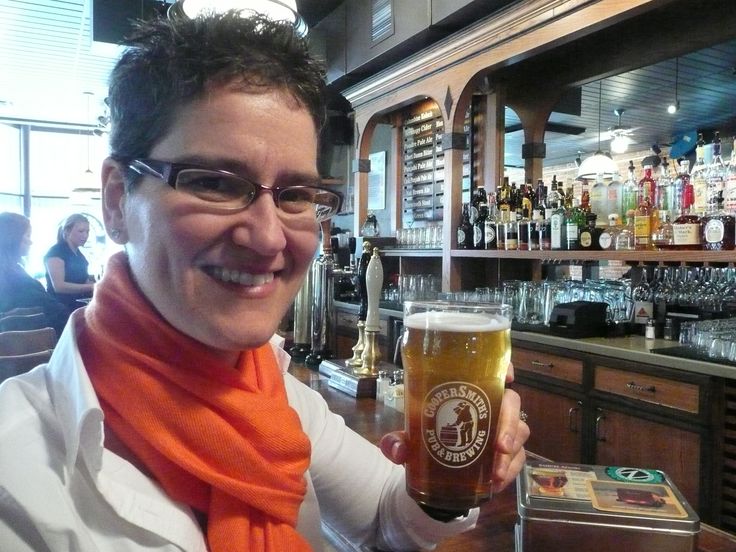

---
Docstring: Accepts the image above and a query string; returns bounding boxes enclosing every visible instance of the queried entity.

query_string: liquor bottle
[677,159,694,212]
[707,131,726,204]
[521,181,534,216]
[484,203,498,250]
[671,207,702,250]
[504,212,519,251]
[598,213,620,250]
[607,171,623,225]
[621,160,639,220]
[497,176,511,219]
[496,209,507,250]
[580,181,591,214]
[470,181,488,224]
[564,198,584,250]
[534,179,547,219]
[651,210,674,250]
[691,133,708,212]
[538,215,551,251]
[633,196,653,250]
[473,202,488,249]
[615,211,636,251]
[589,172,608,224]
[529,211,542,251]
[579,213,601,250]
[656,157,673,215]
[549,200,565,251]
[725,136,736,213]
[702,191,735,250]
[638,164,656,207]
[562,179,574,209]
[518,207,531,251]
[545,177,562,212]
[457,203,472,249]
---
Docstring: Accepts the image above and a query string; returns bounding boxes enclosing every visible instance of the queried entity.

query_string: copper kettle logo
[422,382,491,468]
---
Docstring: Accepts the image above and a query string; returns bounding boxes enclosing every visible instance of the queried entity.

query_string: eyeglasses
[125,158,342,223]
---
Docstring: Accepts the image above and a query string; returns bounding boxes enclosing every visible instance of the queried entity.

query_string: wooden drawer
[512,347,583,385]
[594,365,700,414]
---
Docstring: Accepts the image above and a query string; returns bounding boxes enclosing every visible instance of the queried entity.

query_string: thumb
[379,431,408,465]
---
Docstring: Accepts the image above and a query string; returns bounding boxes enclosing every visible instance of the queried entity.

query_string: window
[0,123,21,197]
[372,0,393,43]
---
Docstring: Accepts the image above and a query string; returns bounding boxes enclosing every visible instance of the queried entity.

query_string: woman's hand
[379,362,529,493]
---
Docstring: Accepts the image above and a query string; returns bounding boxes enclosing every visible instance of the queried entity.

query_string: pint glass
[402,300,512,511]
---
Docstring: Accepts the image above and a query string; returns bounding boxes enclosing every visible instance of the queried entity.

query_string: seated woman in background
[0,212,69,335]
[44,213,95,312]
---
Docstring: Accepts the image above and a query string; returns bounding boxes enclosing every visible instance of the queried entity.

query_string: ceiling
[1,0,735,168]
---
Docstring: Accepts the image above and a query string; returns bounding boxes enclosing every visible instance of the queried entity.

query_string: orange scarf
[77,252,312,551]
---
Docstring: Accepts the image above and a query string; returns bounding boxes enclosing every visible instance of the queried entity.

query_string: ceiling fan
[603,108,640,153]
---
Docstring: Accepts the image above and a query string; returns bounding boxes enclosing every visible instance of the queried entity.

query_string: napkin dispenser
[548,301,608,338]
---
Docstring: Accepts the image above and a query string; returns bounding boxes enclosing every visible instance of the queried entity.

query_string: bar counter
[512,331,736,379]
[288,362,736,551]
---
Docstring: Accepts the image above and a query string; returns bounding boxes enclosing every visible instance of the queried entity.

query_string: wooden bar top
[288,362,736,551]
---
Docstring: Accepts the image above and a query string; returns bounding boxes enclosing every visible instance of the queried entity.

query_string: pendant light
[71,92,100,205]
[168,0,308,35]
[577,81,618,179]
[667,57,680,114]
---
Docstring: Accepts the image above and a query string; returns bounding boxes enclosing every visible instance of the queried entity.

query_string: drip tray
[650,345,736,367]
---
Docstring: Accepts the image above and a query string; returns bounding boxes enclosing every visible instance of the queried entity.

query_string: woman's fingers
[379,430,408,465]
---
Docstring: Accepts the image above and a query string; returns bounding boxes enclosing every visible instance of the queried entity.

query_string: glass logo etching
[422,381,492,468]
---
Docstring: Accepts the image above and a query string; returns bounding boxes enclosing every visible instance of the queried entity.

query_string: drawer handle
[595,408,606,442]
[626,381,656,394]
[568,403,581,434]
[531,360,554,369]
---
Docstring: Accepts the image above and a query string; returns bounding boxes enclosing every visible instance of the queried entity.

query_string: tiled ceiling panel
[0,0,123,123]
[0,0,734,169]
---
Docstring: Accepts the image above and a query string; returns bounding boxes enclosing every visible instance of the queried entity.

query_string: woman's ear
[101,158,128,244]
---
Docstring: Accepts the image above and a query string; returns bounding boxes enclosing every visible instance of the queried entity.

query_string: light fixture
[667,58,680,114]
[72,92,101,204]
[610,108,633,154]
[169,0,308,35]
[577,81,618,179]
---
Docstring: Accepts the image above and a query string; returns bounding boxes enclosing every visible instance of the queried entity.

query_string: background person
[0,11,528,552]
[0,212,69,335]
[43,212,95,311]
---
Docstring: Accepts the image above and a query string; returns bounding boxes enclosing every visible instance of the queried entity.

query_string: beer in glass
[402,301,511,510]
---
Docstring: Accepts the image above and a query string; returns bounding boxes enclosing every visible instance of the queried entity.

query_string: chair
[0,349,53,382]
[0,312,48,332]
[0,327,57,356]
[0,306,44,318]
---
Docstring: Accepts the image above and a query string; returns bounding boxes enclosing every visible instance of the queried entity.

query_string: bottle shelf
[450,249,736,263]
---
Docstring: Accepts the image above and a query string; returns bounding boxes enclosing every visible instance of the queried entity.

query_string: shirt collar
[46,308,105,475]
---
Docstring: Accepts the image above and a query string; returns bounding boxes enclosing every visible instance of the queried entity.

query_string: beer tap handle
[330,237,340,263]
[357,240,371,321]
[348,236,357,270]
[320,220,332,255]
[365,247,383,332]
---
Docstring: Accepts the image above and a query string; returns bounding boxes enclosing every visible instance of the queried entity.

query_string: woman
[0,12,528,552]
[44,212,95,311]
[0,212,69,335]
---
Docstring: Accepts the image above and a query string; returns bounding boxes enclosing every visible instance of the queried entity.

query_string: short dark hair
[107,11,327,160]
[0,212,30,269]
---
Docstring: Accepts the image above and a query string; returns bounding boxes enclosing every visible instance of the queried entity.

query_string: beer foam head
[405,310,510,332]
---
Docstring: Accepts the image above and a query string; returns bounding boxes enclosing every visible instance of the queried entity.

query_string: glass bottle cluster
[456,133,736,252]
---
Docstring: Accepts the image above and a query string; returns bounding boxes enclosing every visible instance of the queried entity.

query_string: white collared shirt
[0,309,477,551]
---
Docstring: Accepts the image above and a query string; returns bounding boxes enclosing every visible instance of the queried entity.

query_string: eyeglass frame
[118,157,343,223]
